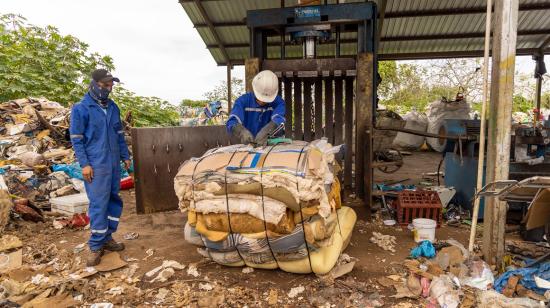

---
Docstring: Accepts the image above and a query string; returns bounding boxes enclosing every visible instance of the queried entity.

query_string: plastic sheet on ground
[495,262,550,295]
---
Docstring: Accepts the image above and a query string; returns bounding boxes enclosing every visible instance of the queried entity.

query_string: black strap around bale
[295,145,314,273]
[223,147,245,263]
[258,144,281,268]
[191,154,214,261]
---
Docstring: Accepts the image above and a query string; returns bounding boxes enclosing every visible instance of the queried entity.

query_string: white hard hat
[252,70,279,103]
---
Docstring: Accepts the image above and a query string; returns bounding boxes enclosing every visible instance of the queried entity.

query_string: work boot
[103,239,125,251]
[86,248,104,267]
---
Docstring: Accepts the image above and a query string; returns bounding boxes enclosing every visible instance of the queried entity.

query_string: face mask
[89,80,111,104]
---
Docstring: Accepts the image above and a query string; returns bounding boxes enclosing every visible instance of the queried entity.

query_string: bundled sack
[392,111,428,150]
[174,139,356,274]
[426,98,470,152]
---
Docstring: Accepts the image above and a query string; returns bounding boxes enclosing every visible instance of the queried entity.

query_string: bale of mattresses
[174,139,356,274]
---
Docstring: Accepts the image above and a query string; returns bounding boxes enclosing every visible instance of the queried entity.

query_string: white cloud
[0,0,244,104]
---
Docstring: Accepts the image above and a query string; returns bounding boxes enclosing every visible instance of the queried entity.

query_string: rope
[258,144,281,268]
[223,147,246,263]
[190,154,215,261]
[295,145,314,273]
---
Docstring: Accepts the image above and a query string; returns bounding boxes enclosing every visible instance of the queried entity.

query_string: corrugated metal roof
[180,0,550,65]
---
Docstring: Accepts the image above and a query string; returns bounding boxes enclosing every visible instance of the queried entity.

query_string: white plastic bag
[426,99,471,152]
[392,111,428,150]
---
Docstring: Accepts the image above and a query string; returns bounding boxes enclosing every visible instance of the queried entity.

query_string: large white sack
[392,111,428,150]
[426,99,471,152]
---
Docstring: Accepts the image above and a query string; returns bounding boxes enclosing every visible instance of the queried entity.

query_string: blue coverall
[70,93,130,251]
[226,92,285,137]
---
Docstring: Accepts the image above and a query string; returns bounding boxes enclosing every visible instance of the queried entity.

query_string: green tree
[0,14,113,104]
[0,13,179,127]
[204,77,244,102]
[112,87,180,127]
[179,98,208,109]
[512,95,534,113]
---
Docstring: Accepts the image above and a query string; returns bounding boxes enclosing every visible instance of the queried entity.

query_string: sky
[0,0,544,104]
[0,0,245,103]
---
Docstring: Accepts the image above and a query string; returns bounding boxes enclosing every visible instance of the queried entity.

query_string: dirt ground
[4,151,476,307]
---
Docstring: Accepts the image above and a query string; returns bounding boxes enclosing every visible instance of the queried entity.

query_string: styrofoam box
[50,193,89,215]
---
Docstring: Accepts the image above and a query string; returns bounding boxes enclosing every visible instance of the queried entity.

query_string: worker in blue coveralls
[70,69,131,266]
[227,70,285,145]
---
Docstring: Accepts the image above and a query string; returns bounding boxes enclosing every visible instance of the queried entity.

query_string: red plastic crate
[395,190,443,227]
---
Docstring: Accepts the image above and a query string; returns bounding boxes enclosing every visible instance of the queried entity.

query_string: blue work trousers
[85,166,123,251]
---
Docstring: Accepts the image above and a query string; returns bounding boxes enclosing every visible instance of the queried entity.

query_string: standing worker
[70,69,131,266]
[227,70,285,145]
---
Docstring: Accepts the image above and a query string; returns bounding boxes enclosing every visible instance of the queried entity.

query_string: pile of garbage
[379,239,548,307]
[0,98,133,228]
[174,139,356,274]
[180,101,228,127]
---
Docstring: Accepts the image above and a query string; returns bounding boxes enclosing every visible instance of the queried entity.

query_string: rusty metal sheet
[263,58,357,74]
[294,77,303,140]
[314,77,323,140]
[344,77,355,189]
[325,77,334,144]
[334,77,344,146]
[283,78,293,138]
[131,126,235,214]
[303,79,313,141]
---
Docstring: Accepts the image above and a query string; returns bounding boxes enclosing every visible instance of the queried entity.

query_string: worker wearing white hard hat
[226,70,286,146]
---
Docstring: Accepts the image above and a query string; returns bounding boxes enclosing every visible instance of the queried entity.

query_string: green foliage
[204,77,244,102]
[0,13,180,127]
[179,98,208,109]
[378,61,452,113]
[111,87,180,127]
[512,95,534,113]
[0,14,114,104]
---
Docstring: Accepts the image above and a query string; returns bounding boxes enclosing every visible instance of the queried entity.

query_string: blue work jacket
[226,92,285,137]
[70,93,130,169]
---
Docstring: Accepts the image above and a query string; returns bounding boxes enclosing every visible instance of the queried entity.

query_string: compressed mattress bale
[185,206,356,274]
[175,140,352,274]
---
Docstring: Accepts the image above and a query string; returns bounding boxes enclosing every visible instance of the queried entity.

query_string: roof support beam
[385,2,549,18]
[192,0,230,64]
[189,2,550,28]
[220,48,549,65]
[540,36,550,50]
[205,29,550,49]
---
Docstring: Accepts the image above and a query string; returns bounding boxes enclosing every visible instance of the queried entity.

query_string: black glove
[254,121,278,146]
[232,123,254,145]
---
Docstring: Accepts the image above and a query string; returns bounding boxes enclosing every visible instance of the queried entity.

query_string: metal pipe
[335,27,341,57]
[469,0,492,253]
[227,63,232,111]
[375,126,475,141]
[536,74,542,121]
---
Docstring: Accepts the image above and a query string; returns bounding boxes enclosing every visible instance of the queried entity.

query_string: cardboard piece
[94,252,127,272]
[0,249,23,272]
[525,188,550,230]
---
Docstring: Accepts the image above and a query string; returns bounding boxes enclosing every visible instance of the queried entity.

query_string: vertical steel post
[227,63,232,111]
[482,0,519,265]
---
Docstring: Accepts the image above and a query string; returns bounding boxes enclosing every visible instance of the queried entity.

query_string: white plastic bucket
[412,218,437,243]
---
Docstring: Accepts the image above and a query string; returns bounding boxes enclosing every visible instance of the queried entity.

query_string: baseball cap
[91,69,120,83]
